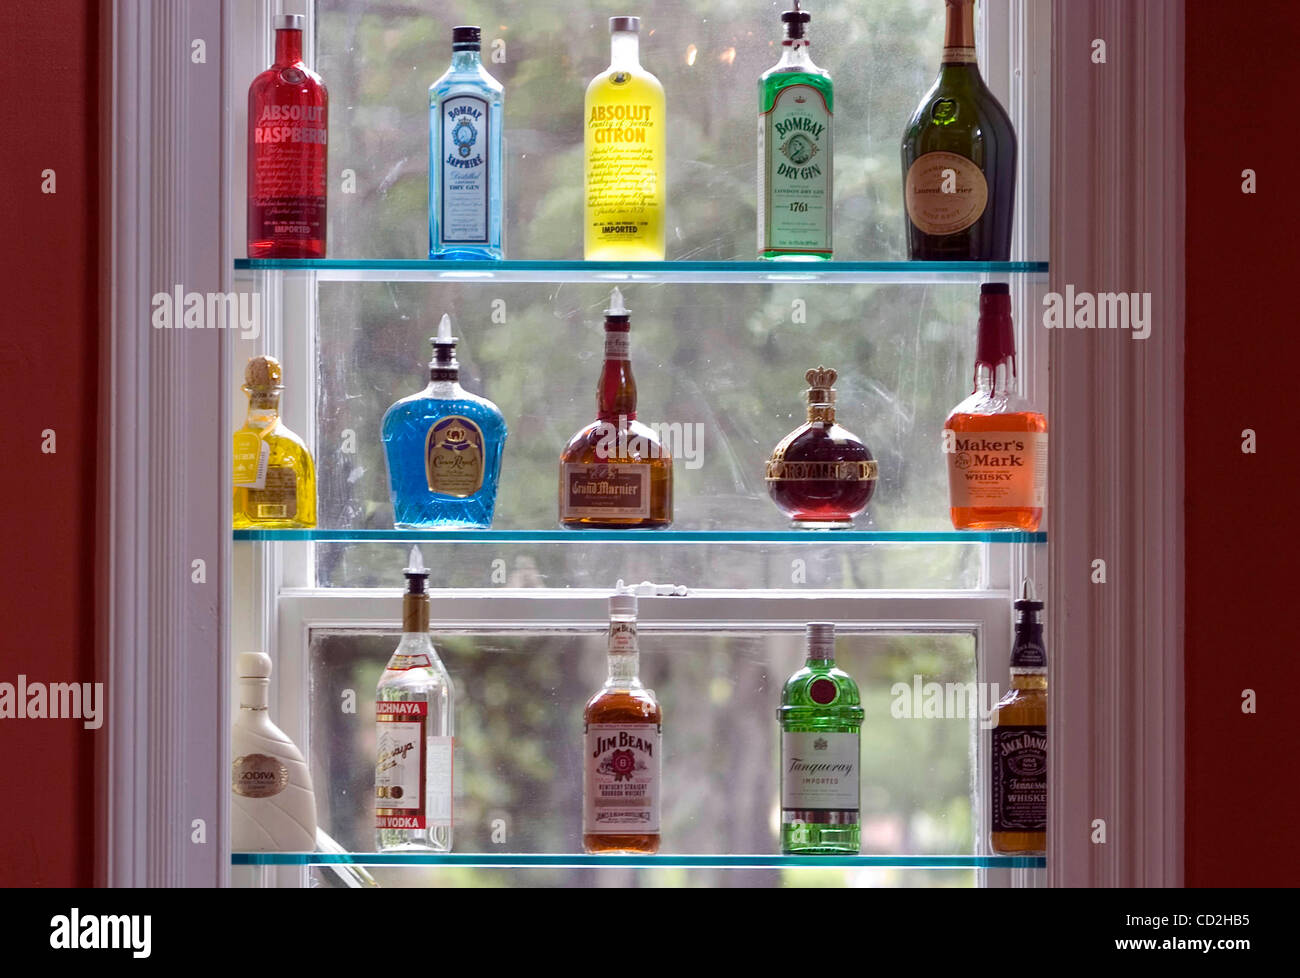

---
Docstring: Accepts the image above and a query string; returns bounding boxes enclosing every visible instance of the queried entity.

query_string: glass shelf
[234,528,1046,544]
[234,257,1048,284]
[233,851,1046,869]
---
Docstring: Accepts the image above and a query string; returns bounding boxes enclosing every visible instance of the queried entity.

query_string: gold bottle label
[561,463,650,519]
[766,457,878,482]
[232,753,289,798]
[905,150,989,236]
[233,432,269,488]
[247,467,298,520]
[425,415,485,497]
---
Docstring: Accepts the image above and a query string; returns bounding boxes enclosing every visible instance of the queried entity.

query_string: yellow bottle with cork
[584,16,666,261]
[233,355,317,528]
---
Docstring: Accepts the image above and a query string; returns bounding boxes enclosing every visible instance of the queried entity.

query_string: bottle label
[604,331,630,361]
[766,458,878,482]
[375,701,453,830]
[760,84,832,255]
[584,722,660,834]
[232,753,289,799]
[942,45,978,64]
[561,463,651,519]
[780,731,860,811]
[438,95,491,245]
[233,432,269,489]
[991,724,1047,832]
[385,652,434,671]
[585,96,662,251]
[608,620,637,653]
[905,150,989,236]
[945,430,1047,510]
[247,467,298,520]
[250,101,327,240]
[425,415,486,497]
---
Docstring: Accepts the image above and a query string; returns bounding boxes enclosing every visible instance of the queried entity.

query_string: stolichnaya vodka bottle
[429,25,504,259]
[231,652,318,852]
[758,1,834,260]
[381,314,508,528]
[376,548,455,852]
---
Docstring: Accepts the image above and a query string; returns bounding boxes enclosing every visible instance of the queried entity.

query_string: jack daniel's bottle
[989,579,1047,854]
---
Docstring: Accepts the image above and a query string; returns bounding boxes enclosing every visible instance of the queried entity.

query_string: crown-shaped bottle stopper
[244,355,283,391]
[804,366,838,409]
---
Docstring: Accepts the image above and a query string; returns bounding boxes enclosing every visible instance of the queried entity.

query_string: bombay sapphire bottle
[382,315,507,528]
[429,26,504,259]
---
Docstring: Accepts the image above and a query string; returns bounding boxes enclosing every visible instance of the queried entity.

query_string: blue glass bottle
[382,315,507,528]
[429,26,504,260]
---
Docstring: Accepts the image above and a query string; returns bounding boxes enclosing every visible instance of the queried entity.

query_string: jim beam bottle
[989,579,1047,854]
[778,622,863,853]
[376,547,455,852]
[583,586,662,853]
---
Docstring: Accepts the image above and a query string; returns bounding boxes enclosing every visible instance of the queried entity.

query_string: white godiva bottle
[231,652,318,851]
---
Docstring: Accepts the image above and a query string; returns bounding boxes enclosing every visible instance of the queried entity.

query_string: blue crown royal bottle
[429,26,504,259]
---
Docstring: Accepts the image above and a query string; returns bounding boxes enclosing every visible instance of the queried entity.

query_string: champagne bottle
[901,0,1016,260]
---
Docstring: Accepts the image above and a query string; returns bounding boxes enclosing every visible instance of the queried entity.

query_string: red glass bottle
[247,14,328,259]
[766,366,878,528]
[943,283,1047,531]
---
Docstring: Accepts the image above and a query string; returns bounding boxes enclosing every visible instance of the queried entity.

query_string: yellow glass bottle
[584,16,666,261]
[233,355,317,528]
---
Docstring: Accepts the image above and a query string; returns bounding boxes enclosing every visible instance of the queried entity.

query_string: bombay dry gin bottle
[247,14,328,259]
[989,579,1047,854]
[942,283,1046,530]
[381,314,507,528]
[376,548,455,852]
[901,0,1016,260]
[559,289,672,528]
[584,16,666,260]
[233,355,317,529]
[583,586,662,854]
[778,623,863,854]
[231,652,317,852]
[429,26,504,259]
[766,367,877,528]
[758,1,833,261]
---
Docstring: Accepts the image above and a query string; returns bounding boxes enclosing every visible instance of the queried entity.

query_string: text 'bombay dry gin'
[990,579,1047,854]
[778,623,863,854]
[583,586,662,853]
[942,283,1047,531]
[758,1,833,260]
[382,314,507,528]
[429,26,504,259]
[376,548,454,852]
[247,14,328,258]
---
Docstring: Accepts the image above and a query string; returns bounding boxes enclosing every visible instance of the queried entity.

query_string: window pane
[309,627,977,887]
[315,282,983,588]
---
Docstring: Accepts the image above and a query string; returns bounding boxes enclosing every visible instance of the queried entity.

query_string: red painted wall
[0,2,99,886]
[1184,0,1300,886]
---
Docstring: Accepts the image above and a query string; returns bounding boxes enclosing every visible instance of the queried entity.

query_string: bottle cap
[404,546,429,594]
[975,283,1016,369]
[452,25,481,48]
[609,586,638,618]
[804,365,837,406]
[610,16,640,33]
[237,652,273,679]
[429,313,460,380]
[1014,577,1044,612]
[782,2,812,39]
[274,14,304,31]
[604,287,630,321]
[806,621,835,658]
[244,355,284,391]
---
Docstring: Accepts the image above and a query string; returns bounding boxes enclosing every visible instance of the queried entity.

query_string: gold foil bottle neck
[245,355,284,391]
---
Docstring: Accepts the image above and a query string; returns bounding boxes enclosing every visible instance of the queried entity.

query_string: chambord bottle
[778,622,863,853]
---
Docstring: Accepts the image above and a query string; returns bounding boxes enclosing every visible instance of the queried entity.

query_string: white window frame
[221,0,1050,888]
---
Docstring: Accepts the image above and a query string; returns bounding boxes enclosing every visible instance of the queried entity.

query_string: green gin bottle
[758,1,833,260]
[778,622,863,853]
